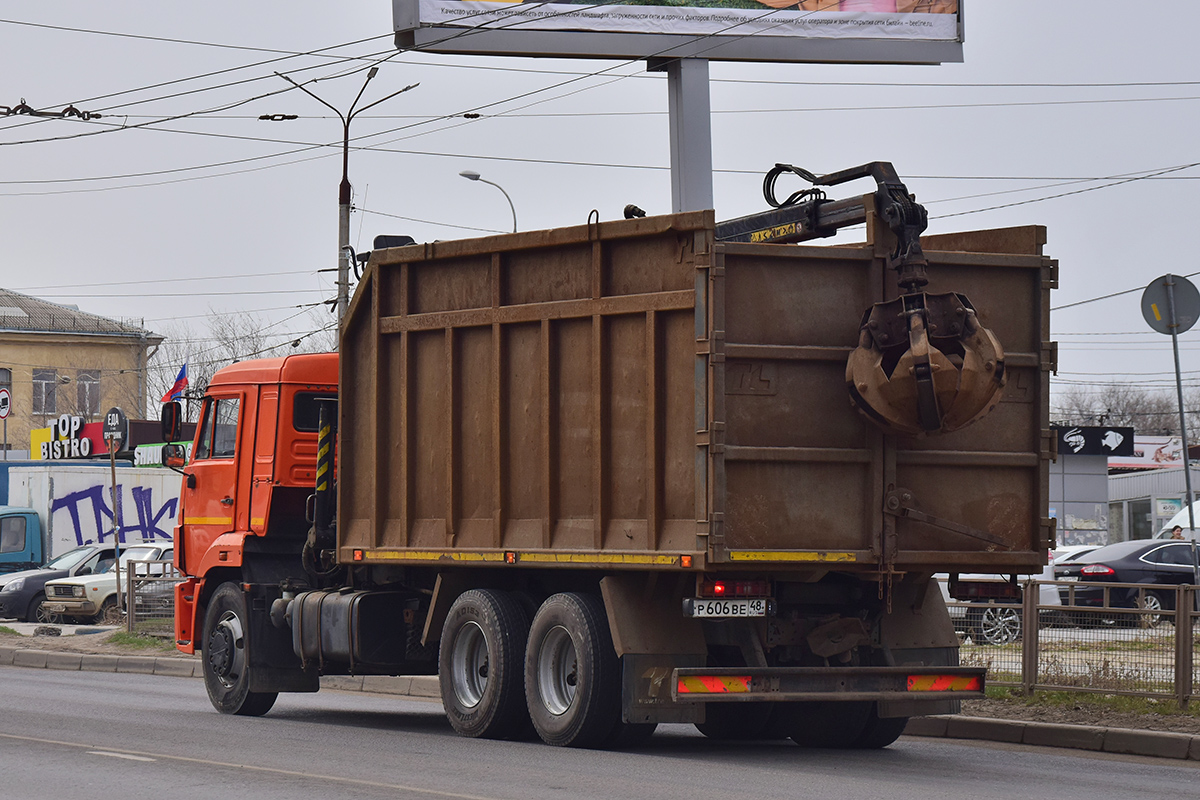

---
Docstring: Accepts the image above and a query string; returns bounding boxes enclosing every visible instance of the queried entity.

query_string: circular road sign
[1142,274,1200,335]
[103,406,128,451]
[0,388,10,419]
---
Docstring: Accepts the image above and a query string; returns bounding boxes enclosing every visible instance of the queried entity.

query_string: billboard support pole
[651,57,713,213]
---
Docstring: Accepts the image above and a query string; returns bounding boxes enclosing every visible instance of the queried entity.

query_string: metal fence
[123,559,182,636]
[949,580,1199,709]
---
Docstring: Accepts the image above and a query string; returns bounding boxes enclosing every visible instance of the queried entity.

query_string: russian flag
[161,364,189,402]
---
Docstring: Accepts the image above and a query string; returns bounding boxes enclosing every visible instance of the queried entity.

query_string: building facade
[0,289,162,458]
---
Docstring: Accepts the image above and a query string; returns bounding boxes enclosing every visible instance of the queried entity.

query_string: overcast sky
[3,1,1199,415]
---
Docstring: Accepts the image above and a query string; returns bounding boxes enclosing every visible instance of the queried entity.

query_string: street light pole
[459,170,517,233]
[276,69,418,325]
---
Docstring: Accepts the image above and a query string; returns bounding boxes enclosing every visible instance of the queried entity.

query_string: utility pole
[276,69,418,325]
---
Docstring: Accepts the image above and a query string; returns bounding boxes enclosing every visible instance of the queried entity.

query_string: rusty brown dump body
[339,210,1053,576]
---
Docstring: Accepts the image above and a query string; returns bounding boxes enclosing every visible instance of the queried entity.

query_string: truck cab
[165,353,337,654]
[0,506,43,574]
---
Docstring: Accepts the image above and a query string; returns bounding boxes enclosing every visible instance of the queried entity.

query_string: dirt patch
[0,629,192,659]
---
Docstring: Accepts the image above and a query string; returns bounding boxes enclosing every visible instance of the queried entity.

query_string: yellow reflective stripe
[363,550,507,563]
[518,552,680,566]
[727,550,856,563]
[251,518,265,527]
[184,517,233,525]
[360,550,684,566]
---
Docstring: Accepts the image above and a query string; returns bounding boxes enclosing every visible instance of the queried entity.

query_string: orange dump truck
[163,166,1054,749]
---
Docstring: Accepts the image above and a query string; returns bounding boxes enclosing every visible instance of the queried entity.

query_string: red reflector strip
[907,674,982,692]
[677,675,751,694]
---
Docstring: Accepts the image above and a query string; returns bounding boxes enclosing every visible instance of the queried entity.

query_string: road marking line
[88,751,156,762]
[1,732,506,799]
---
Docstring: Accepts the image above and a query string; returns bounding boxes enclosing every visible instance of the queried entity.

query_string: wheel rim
[450,620,489,709]
[980,608,1020,644]
[1140,594,1164,626]
[207,610,246,690]
[536,624,578,716]
[34,601,61,625]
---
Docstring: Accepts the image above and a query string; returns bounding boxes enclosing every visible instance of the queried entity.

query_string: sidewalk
[2,639,1198,760]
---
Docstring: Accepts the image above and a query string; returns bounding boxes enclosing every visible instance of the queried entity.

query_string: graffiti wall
[7,465,181,557]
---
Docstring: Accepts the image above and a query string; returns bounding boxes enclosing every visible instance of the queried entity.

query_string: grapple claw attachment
[846,292,1005,436]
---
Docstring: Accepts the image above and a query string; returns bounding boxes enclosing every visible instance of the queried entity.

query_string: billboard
[394,0,963,64]
[1107,435,1189,471]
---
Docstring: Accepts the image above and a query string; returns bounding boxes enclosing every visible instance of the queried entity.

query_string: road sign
[0,388,10,419]
[103,406,128,452]
[1141,274,1200,335]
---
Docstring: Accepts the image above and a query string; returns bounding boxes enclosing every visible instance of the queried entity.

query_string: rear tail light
[1080,564,1115,577]
[698,578,770,598]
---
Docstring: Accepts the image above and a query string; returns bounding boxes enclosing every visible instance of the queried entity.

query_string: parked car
[938,551,1061,645]
[42,544,172,624]
[1065,539,1200,626]
[0,545,117,623]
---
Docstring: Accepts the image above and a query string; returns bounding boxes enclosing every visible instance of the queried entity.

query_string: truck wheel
[966,604,1020,645]
[525,593,620,748]
[788,701,871,748]
[696,703,778,740]
[851,705,908,749]
[439,589,532,740]
[202,582,277,716]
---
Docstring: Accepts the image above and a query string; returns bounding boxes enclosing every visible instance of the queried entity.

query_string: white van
[1158,502,1200,539]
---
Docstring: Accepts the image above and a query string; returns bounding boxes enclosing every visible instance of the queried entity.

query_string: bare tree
[146,309,336,421]
[1052,383,1193,434]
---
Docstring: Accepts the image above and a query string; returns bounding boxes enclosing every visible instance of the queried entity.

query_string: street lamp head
[459,170,481,181]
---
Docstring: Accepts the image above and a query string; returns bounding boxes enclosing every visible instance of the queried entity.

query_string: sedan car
[1063,539,1200,625]
[42,544,172,624]
[0,545,117,623]
[937,551,1061,645]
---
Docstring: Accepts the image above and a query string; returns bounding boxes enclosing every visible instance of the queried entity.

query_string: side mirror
[162,443,187,469]
[161,401,183,442]
[162,443,195,487]
[77,567,92,576]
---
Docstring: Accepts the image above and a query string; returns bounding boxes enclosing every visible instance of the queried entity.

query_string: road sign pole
[1165,274,1195,532]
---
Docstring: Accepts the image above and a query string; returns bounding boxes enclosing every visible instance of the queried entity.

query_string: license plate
[44,603,67,613]
[685,598,767,618]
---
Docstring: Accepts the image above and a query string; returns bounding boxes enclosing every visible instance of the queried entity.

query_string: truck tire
[696,703,779,740]
[439,589,533,740]
[524,593,620,748]
[28,594,62,625]
[202,582,277,717]
[851,705,908,749]
[788,701,871,748]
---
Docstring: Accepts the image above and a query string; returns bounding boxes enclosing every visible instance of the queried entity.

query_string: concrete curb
[3,642,1196,759]
[904,715,1200,761]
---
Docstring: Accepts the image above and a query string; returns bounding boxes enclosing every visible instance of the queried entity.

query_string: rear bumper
[671,666,986,703]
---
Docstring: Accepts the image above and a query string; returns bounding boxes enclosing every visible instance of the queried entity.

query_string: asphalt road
[2,666,1197,800]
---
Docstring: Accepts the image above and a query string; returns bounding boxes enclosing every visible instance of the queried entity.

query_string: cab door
[179,393,243,572]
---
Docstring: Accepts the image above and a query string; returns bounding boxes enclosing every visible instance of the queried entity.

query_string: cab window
[195,397,240,460]
[0,516,25,553]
